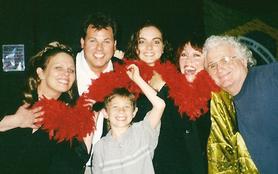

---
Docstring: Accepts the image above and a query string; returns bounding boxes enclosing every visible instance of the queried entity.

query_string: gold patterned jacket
[207,91,258,174]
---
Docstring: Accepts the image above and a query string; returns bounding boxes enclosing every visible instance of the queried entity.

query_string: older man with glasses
[203,35,278,174]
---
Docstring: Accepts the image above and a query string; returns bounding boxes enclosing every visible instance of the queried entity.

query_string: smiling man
[76,12,123,174]
[203,35,278,174]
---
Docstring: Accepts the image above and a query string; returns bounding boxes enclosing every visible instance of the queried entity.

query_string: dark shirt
[234,62,278,174]
[0,99,89,174]
[134,85,210,174]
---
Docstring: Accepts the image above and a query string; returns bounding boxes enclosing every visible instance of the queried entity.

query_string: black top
[111,56,124,65]
[0,102,89,174]
[133,85,210,174]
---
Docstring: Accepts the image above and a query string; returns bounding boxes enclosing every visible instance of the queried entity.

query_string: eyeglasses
[207,56,237,72]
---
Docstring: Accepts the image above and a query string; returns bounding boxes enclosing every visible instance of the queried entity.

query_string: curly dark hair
[175,34,205,70]
[23,42,78,106]
[81,12,117,40]
[125,21,173,63]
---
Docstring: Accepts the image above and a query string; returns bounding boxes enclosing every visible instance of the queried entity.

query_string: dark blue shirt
[234,62,278,174]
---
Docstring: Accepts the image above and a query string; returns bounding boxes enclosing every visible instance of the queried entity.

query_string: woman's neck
[37,86,60,100]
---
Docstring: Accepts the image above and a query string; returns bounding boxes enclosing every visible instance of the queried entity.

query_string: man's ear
[132,107,138,118]
[80,38,85,49]
[241,58,248,68]
[102,108,109,119]
[36,67,44,80]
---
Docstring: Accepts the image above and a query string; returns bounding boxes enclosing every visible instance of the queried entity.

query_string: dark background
[0,0,277,114]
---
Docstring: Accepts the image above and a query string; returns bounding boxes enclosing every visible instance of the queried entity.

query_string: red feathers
[35,59,219,142]
[33,97,95,142]
[85,60,154,101]
[151,61,220,120]
[85,60,219,120]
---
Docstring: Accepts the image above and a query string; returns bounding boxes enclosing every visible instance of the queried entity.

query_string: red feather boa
[153,61,220,119]
[34,59,219,142]
[33,96,95,142]
[86,59,220,120]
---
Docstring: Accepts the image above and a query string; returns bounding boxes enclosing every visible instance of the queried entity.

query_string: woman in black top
[0,42,91,174]
[125,22,211,174]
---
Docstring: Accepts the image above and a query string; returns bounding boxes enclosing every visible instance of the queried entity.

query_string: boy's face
[105,96,137,129]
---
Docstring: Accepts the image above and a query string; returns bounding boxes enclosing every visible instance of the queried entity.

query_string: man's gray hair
[203,35,256,68]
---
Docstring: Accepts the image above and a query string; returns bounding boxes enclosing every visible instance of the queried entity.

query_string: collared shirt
[76,50,113,96]
[76,50,114,167]
[92,114,160,174]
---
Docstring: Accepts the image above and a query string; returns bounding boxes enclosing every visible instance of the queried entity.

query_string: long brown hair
[125,21,173,63]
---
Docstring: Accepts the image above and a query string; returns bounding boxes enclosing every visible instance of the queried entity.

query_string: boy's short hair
[104,88,136,110]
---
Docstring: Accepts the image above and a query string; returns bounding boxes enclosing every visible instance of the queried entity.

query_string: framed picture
[2,44,25,72]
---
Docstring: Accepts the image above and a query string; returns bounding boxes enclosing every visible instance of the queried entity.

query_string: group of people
[0,12,277,174]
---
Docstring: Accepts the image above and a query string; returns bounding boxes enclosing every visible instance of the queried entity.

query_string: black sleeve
[0,115,4,122]
[156,85,169,100]
[49,139,90,174]
[111,56,124,65]
[72,139,91,166]
[133,85,168,122]
[0,96,23,122]
[195,110,211,152]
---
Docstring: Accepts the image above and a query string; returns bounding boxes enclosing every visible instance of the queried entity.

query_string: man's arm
[0,103,43,132]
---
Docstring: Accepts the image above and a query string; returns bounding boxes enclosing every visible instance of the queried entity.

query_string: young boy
[92,64,166,174]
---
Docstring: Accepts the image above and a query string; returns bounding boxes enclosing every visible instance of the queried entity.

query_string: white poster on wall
[2,44,25,72]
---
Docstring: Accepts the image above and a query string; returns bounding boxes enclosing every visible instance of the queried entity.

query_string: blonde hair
[23,41,76,105]
[104,88,136,110]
